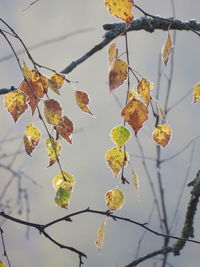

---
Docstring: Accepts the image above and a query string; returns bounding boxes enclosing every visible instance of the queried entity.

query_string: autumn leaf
[162,33,173,66]
[44,99,62,125]
[109,59,128,92]
[4,90,28,122]
[104,0,134,27]
[108,43,118,64]
[106,147,128,178]
[110,125,131,147]
[96,221,106,252]
[193,83,200,103]
[75,90,93,116]
[121,99,148,135]
[137,78,153,104]
[132,169,140,200]
[152,124,171,147]
[52,171,75,191]
[46,137,61,167]
[31,70,48,95]
[105,188,124,210]
[56,115,73,144]
[0,261,6,267]
[55,187,71,209]
[128,89,139,102]
[156,100,166,121]
[24,124,41,156]
[48,73,65,95]
[22,61,32,80]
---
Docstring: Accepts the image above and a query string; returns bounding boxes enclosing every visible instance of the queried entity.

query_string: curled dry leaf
[162,33,173,66]
[121,99,148,136]
[44,99,62,125]
[152,124,172,147]
[104,0,134,27]
[109,59,128,92]
[24,124,41,156]
[108,43,118,64]
[105,147,128,178]
[193,83,200,103]
[4,90,28,122]
[75,90,93,116]
[137,78,153,104]
[105,188,124,210]
[96,221,106,252]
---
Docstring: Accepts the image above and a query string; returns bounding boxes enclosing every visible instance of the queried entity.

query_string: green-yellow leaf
[24,124,41,156]
[0,261,6,267]
[96,221,106,252]
[132,169,140,200]
[55,187,71,209]
[105,147,128,178]
[52,171,74,191]
[46,138,61,167]
[110,125,131,147]
[105,188,124,210]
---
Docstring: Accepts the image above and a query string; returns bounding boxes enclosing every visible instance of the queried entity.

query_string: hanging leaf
[104,0,134,27]
[52,171,75,191]
[152,124,171,147]
[108,43,118,64]
[24,124,41,156]
[31,70,49,95]
[110,125,131,147]
[22,61,32,80]
[46,138,61,167]
[105,147,128,178]
[44,99,62,125]
[48,73,65,95]
[96,221,106,252]
[56,115,73,144]
[132,169,140,199]
[55,186,71,209]
[121,99,148,136]
[193,83,200,103]
[156,100,166,121]
[128,89,139,102]
[109,59,128,92]
[105,188,124,210]
[162,33,173,66]
[4,90,28,122]
[137,78,153,104]
[0,261,6,267]
[75,90,93,116]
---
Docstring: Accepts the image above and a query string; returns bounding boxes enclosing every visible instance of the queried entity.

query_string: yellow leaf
[132,169,140,200]
[105,147,128,178]
[22,61,32,80]
[137,78,153,104]
[55,187,71,209]
[0,261,6,267]
[24,124,41,156]
[108,43,118,64]
[128,89,139,102]
[110,125,131,147]
[44,99,62,125]
[96,221,106,251]
[193,83,200,103]
[52,171,75,191]
[46,138,61,167]
[31,70,48,95]
[109,58,128,92]
[56,115,73,144]
[121,99,148,136]
[75,90,93,116]
[105,188,124,210]
[48,73,65,95]
[162,33,173,66]
[152,124,172,147]
[104,0,134,26]
[4,90,28,122]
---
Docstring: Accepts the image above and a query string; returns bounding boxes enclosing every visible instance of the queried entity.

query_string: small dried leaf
[105,188,124,210]
[109,59,128,92]
[56,115,73,144]
[52,171,74,191]
[24,124,41,156]
[152,124,171,147]
[121,99,148,135]
[137,78,153,104]
[75,90,93,116]
[110,125,131,147]
[96,221,106,251]
[4,90,28,122]
[162,33,173,66]
[48,73,65,95]
[132,169,140,199]
[193,83,200,103]
[156,101,166,121]
[108,43,118,64]
[44,99,62,125]
[104,0,134,26]
[46,138,61,167]
[106,147,128,178]
[128,89,139,102]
